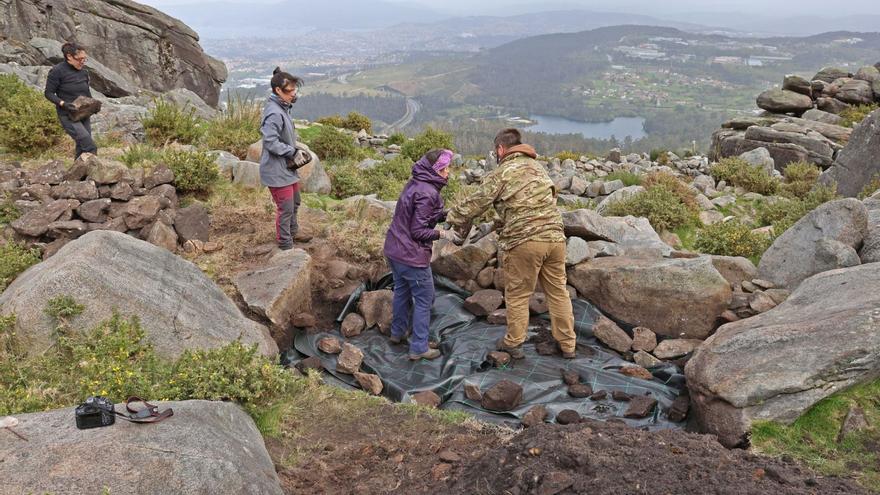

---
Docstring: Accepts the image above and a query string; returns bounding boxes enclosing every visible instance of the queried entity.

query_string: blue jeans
[387,258,435,355]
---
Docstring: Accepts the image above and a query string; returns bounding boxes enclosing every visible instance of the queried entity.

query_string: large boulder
[243,140,329,194]
[755,89,813,115]
[813,67,852,83]
[781,74,812,97]
[686,263,880,448]
[28,37,137,97]
[233,248,313,328]
[860,194,880,263]
[561,209,671,258]
[431,234,497,280]
[595,185,645,215]
[567,256,731,339]
[0,400,283,494]
[0,0,227,106]
[757,199,868,289]
[820,109,880,197]
[0,231,277,358]
[834,79,875,105]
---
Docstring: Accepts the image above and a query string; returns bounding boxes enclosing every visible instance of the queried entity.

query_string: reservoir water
[528,115,647,140]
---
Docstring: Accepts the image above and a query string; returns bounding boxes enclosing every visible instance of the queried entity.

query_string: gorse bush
[0,241,40,292]
[0,194,20,225]
[642,171,697,210]
[120,144,163,168]
[757,184,839,237]
[555,151,580,162]
[162,149,219,194]
[838,103,879,128]
[309,126,357,161]
[0,304,297,416]
[694,220,770,259]
[315,115,346,128]
[202,93,261,159]
[386,132,407,146]
[142,99,205,146]
[400,127,454,162]
[605,170,642,187]
[779,161,821,199]
[327,156,412,201]
[710,157,778,195]
[0,76,63,154]
[316,112,373,134]
[858,175,880,200]
[603,185,697,232]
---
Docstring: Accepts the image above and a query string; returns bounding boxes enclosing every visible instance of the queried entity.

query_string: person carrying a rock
[446,128,577,360]
[384,149,460,360]
[44,42,98,159]
[260,67,310,250]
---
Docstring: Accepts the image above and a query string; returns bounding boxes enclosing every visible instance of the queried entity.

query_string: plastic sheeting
[285,276,687,429]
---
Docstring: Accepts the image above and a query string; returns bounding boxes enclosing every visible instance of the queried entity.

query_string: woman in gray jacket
[260,67,310,250]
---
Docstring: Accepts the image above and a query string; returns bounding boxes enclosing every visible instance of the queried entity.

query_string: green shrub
[710,157,778,195]
[315,115,346,129]
[694,220,770,259]
[342,111,372,134]
[0,84,63,154]
[400,127,454,161]
[757,184,839,237]
[0,241,40,291]
[605,170,642,187]
[649,149,669,162]
[555,151,580,162]
[202,94,261,159]
[0,195,20,225]
[327,156,412,200]
[858,174,880,200]
[162,149,219,194]
[642,171,698,211]
[838,103,879,128]
[310,126,357,161]
[297,125,322,145]
[142,99,205,146]
[120,144,163,168]
[0,307,297,416]
[0,74,28,109]
[386,132,407,146]
[603,185,697,232]
[779,161,821,199]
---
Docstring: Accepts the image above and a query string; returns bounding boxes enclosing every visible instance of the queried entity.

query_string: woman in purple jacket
[383,149,459,360]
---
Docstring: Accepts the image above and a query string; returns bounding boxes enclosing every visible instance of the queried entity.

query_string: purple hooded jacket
[383,157,447,268]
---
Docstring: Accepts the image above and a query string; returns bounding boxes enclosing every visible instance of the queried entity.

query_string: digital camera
[74,396,116,430]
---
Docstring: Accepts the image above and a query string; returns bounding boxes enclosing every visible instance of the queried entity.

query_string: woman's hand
[437,229,463,245]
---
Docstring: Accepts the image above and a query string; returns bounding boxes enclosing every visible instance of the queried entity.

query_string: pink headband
[432,150,453,173]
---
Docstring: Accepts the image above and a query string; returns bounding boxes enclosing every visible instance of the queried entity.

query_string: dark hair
[424,148,444,165]
[494,128,522,148]
[61,42,85,58]
[271,67,302,92]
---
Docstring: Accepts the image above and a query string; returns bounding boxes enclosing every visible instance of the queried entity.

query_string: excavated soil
[449,421,866,495]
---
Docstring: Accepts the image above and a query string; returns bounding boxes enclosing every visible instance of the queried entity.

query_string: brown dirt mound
[449,421,866,495]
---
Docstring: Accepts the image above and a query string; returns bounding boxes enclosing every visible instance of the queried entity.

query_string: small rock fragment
[521,405,548,428]
[481,380,523,411]
[412,390,441,408]
[589,390,607,401]
[487,351,511,367]
[464,383,483,402]
[631,327,657,352]
[341,312,366,337]
[624,395,658,419]
[539,471,574,495]
[438,450,462,463]
[354,372,383,395]
[292,313,316,328]
[317,337,342,354]
[555,409,582,425]
[335,343,364,374]
[633,350,662,369]
[619,366,654,381]
[568,384,593,398]
[611,391,631,401]
[667,394,690,422]
[561,370,580,385]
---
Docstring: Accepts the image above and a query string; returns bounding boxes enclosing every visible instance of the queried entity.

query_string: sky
[139,0,880,17]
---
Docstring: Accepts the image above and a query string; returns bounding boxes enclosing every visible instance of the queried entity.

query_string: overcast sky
[140,0,880,17]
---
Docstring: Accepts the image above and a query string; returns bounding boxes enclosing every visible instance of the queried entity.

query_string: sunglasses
[72,55,87,62]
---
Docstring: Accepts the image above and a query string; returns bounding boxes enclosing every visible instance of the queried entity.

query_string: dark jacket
[44,61,91,111]
[259,94,299,188]
[383,157,447,268]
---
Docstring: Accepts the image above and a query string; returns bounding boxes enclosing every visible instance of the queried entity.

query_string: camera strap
[114,397,174,424]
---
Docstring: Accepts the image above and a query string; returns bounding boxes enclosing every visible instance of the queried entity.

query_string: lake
[528,115,647,140]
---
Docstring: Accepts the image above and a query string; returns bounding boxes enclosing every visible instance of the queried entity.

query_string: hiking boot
[408,348,441,361]
[561,349,577,359]
[390,335,407,345]
[496,339,525,360]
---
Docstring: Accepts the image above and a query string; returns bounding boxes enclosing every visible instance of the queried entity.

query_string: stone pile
[711,64,880,172]
[1,154,211,257]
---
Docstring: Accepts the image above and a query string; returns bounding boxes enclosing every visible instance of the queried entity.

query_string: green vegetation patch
[756,185,839,238]
[142,98,205,146]
[400,127,455,162]
[710,157,779,196]
[838,103,879,129]
[694,220,770,261]
[309,126,358,161]
[779,161,821,200]
[0,241,40,292]
[751,379,880,492]
[603,184,698,232]
[605,170,643,187]
[0,75,63,155]
[202,94,262,159]
[162,149,220,194]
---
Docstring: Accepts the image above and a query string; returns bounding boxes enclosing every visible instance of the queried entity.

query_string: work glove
[437,228,463,245]
[286,149,311,170]
[468,222,495,244]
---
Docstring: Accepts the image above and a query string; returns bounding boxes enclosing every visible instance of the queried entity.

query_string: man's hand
[468,222,494,244]
[437,228,464,245]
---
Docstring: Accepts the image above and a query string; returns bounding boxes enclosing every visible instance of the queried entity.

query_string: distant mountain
[669,12,880,37]
[158,0,442,38]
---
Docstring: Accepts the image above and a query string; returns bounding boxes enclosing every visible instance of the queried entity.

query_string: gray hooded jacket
[259,94,300,188]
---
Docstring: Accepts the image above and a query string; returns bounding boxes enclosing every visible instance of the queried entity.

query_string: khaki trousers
[502,241,576,353]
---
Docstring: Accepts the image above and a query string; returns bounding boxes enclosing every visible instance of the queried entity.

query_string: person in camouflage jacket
[446,128,577,359]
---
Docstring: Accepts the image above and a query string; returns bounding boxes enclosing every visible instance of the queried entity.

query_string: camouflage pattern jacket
[447,144,565,253]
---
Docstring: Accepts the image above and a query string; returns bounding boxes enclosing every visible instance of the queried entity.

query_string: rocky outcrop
[686,263,880,448]
[757,198,868,290]
[567,256,731,339]
[233,248,313,328]
[820,109,880,198]
[0,0,227,106]
[0,231,277,359]
[562,209,671,258]
[0,400,283,495]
